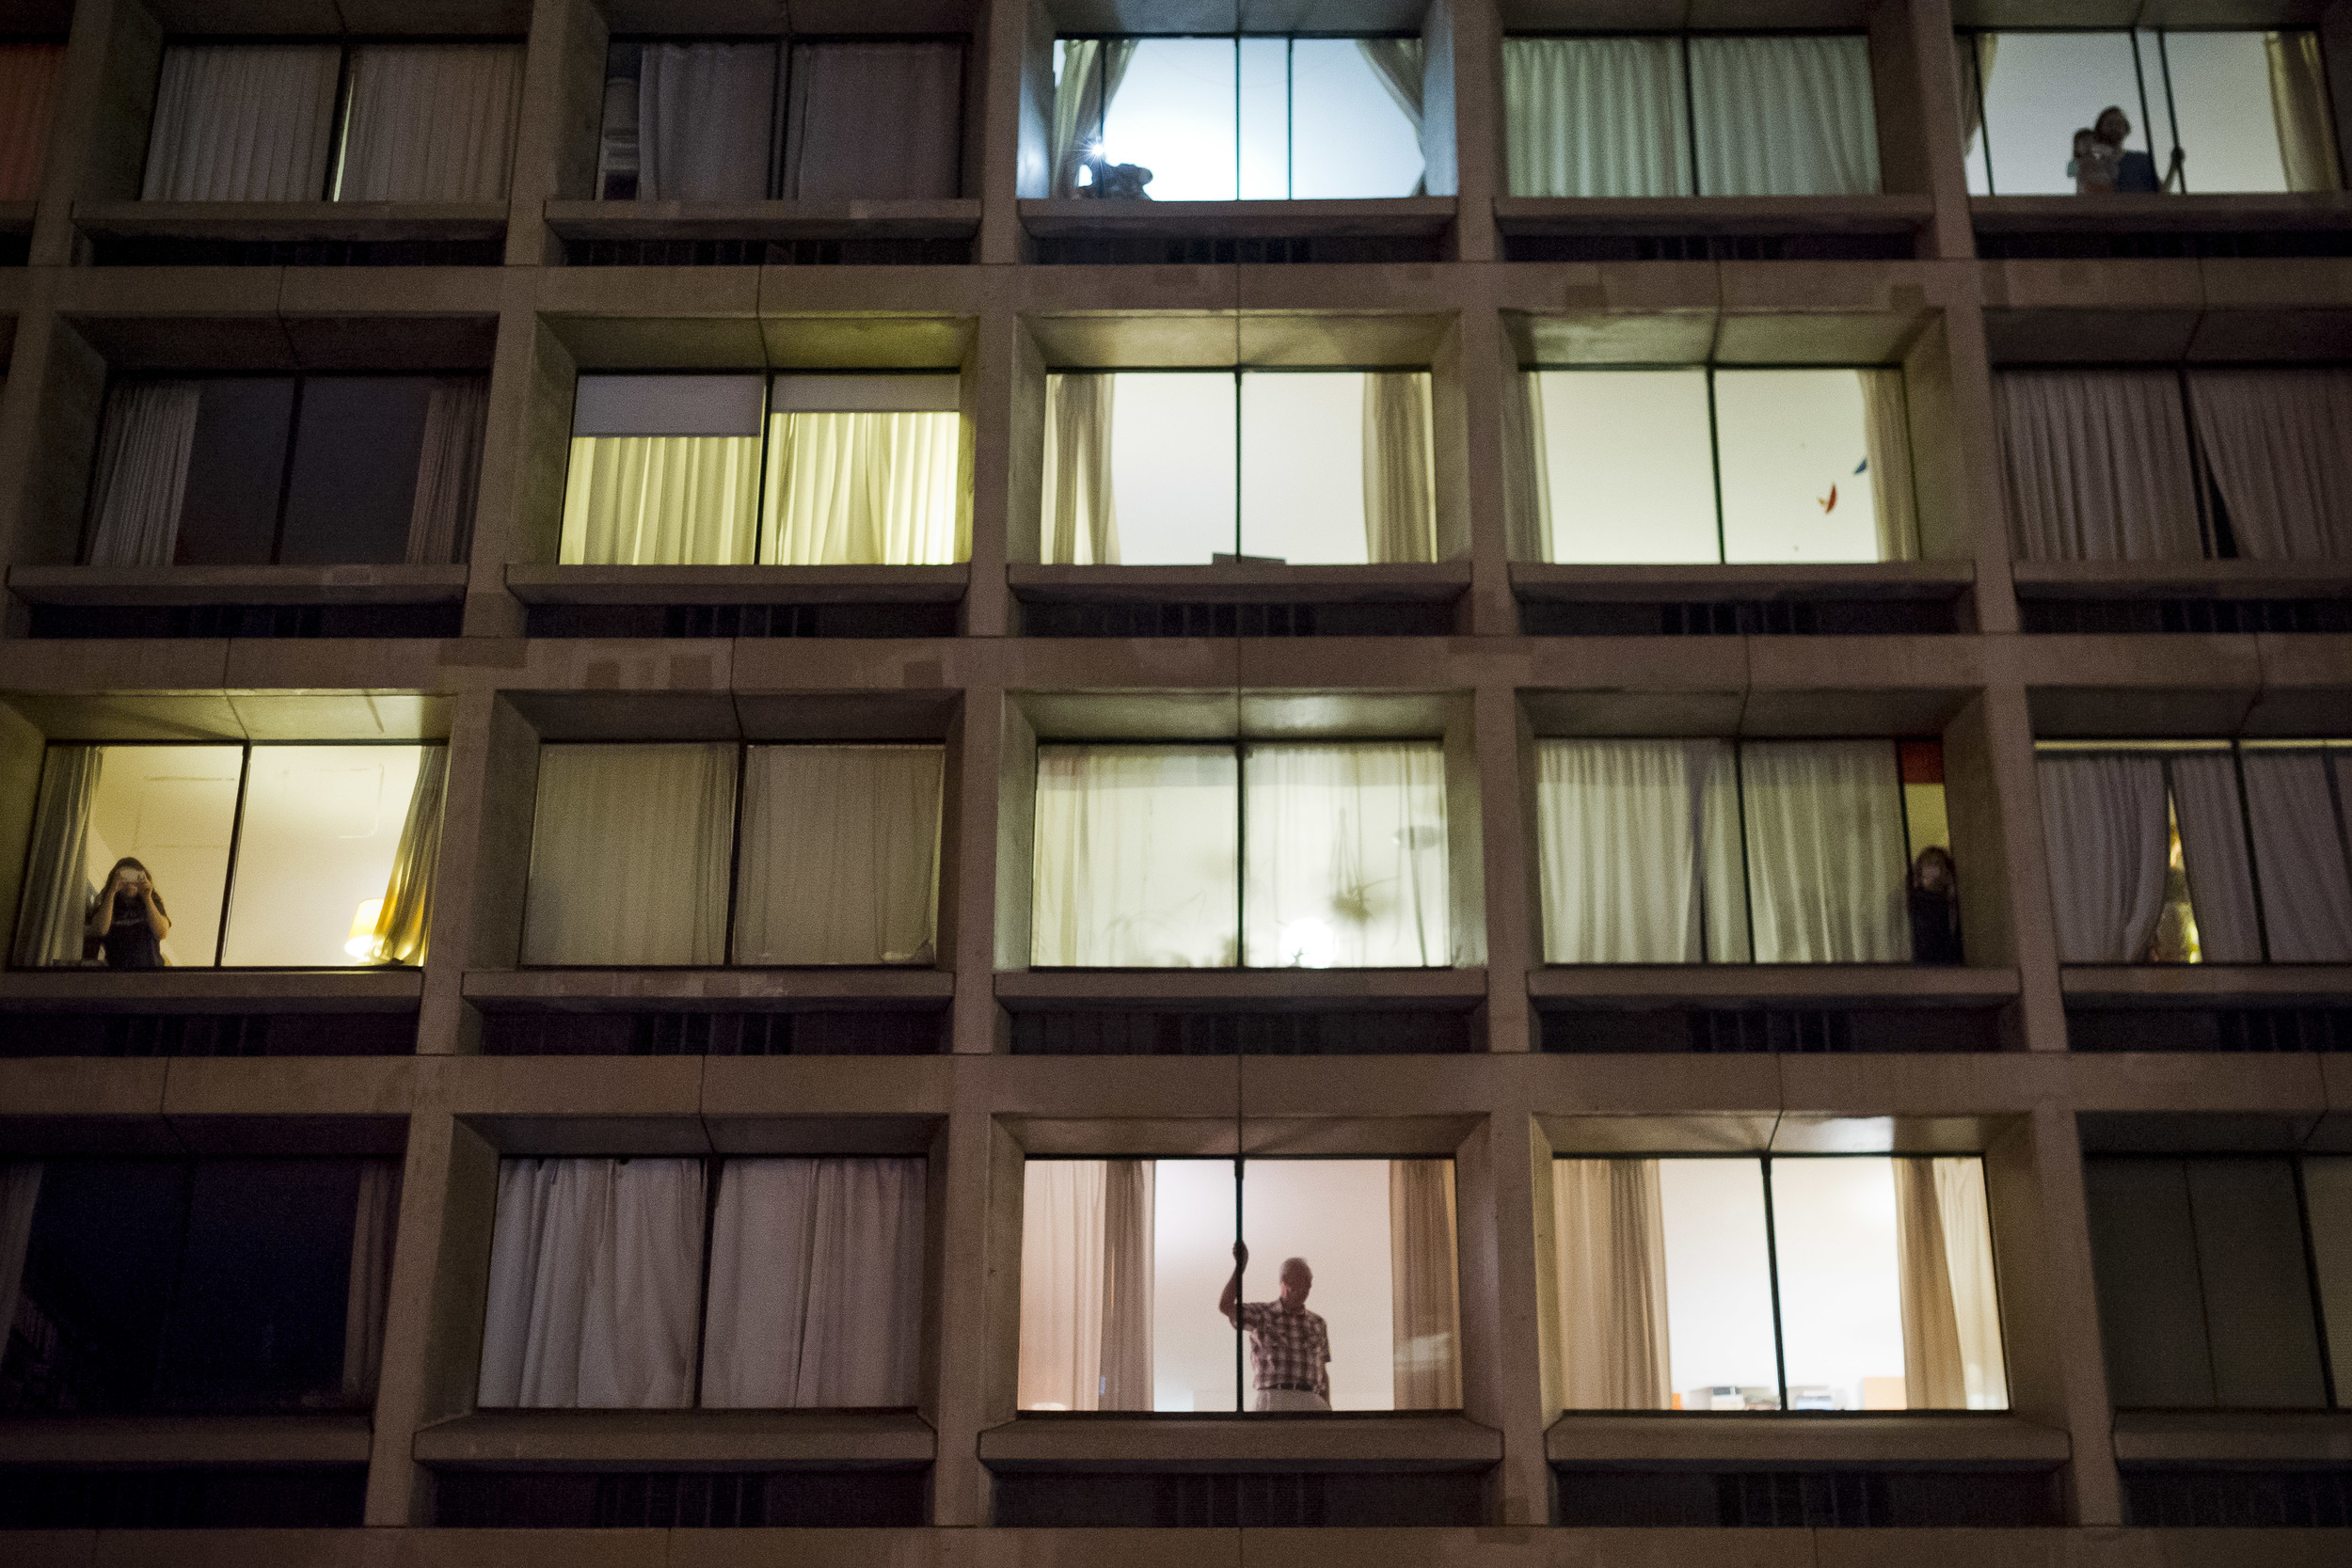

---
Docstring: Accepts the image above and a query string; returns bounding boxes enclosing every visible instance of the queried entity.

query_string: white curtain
[0,44,64,202]
[1363,373,1438,564]
[0,1164,40,1357]
[2185,370,2352,562]
[366,747,446,967]
[142,43,341,201]
[561,436,763,565]
[1502,38,1689,198]
[1042,374,1118,565]
[764,412,963,565]
[406,379,486,565]
[1243,742,1449,968]
[1391,1161,1462,1410]
[1535,739,1747,964]
[638,43,774,201]
[2169,753,2263,964]
[1357,40,1428,195]
[733,746,943,965]
[783,41,962,200]
[2241,752,2352,962]
[1552,1160,1672,1411]
[2038,754,2169,963]
[1863,369,1920,562]
[11,747,100,968]
[1050,40,1136,198]
[520,744,737,966]
[701,1158,926,1408]
[1936,1158,2009,1410]
[336,44,524,202]
[1018,1159,1155,1412]
[2268,33,2343,195]
[341,1160,402,1406]
[1994,371,2203,562]
[1895,1158,2009,1410]
[477,1158,707,1409]
[1739,741,1910,962]
[1503,371,1550,562]
[85,382,200,567]
[1689,37,1880,197]
[1032,746,1239,968]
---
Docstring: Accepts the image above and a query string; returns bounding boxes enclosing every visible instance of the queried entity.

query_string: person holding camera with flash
[87,857,170,969]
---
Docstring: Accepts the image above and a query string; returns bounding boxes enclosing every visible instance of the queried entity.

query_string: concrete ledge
[978,1413,1502,1471]
[75,199,508,242]
[464,970,955,1007]
[2012,558,2352,600]
[1972,192,2352,232]
[0,968,423,1009]
[0,1414,373,1465]
[1498,194,1934,235]
[545,198,980,242]
[1010,562,1471,604]
[1019,198,1455,240]
[1529,966,2020,1009]
[1511,562,1974,602]
[998,969,1488,1009]
[414,1410,934,1469]
[2061,965,2352,1004]
[9,564,471,606]
[1545,1412,2069,1466]
[2112,1411,2352,1465]
[502,564,968,605]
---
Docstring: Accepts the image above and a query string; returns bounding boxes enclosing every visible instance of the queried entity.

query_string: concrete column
[1872,0,1977,261]
[503,0,607,267]
[1475,683,1534,1053]
[977,0,1042,264]
[951,683,1006,1056]
[0,281,103,576]
[1456,298,1514,638]
[929,1106,1020,1525]
[413,687,505,1056]
[462,277,570,637]
[1460,1102,1555,1526]
[1443,0,1502,263]
[1948,681,2066,1053]
[30,0,161,267]
[965,307,1020,638]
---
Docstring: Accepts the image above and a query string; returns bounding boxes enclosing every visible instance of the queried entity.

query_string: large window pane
[278,377,436,564]
[1241,742,1449,968]
[1658,1160,1780,1409]
[1152,1159,1238,1412]
[4,1162,188,1412]
[563,375,765,566]
[221,745,428,968]
[1537,370,1718,563]
[1237,37,1286,199]
[1290,40,1424,198]
[521,743,738,965]
[2084,1158,2217,1408]
[2163,31,2290,193]
[173,378,294,565]
[1739,740,1912,962]
[1971,31,2157,196]
[1103,372,1238,564]
[86,744,244,968]
[1242,1159,1431,1411]
[764,375,965,566]
[1714,370,1883,563]
[2304,1156,2352,1406]
[1031,746,1239,967]
[732,745,944,965]
[1769,1158,1906,1411]
[1102,39,1238,199]
[2185,1159,2327,1407]
[1240,372,1372,564]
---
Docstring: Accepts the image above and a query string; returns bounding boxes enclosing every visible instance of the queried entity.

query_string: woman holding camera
[87,858,170,969]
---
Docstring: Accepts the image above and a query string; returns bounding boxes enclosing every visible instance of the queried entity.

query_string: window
[520,743,945,967]
[1017,1158,1460,1412]
[9,742,447,970]
[1961,30,2339,197]
[0,42,64,202]
[1534,738,1951,964]
[1552,1154,2008,1412]
[1029,742,1451,969]
[1503,35,1881,198]
[1049,36,1428,200]
[141,41,525,202]
[1518,367,1917,564]
[1040,371,1436,565]
[478,1156,925,1409]
[596,39,962,201]
[561,374,965,566]
[2037,741,2352,965]
[0,1158,399,1414]
[82,374,488,567]
[2085,1155,2352,1409]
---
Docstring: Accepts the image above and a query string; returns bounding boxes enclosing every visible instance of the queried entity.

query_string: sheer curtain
[477,1158,707,1409]
[0,1164,39,1354]
[12,747,99,968]
[0,44,64,201]
[1042,374,1119,564]
[2185,370,2352,562]
[1994,371,2203,562]
[2267,33,2343,194]
[85,382,200,566]
[366,747,446,966]
[2241,752,2352,962]
[1357,40,1428,195]
[2169,753,2263,963]
[142,44,341,200]
[1032,746,1238,968]
[1362,373,1438,564]
[1050,40,1136,197]
[1937,1159,2009,1410]
[1552,1159,1672,1410]
[1502,371,1550,562]
[335,44,525,202]
[1535,738,1746,964]
[1895,1159,2008,1410]
[782,42,962,199]
[562,438,762,564]
[2037,754,2169,962]
[406,380,486,565]
[1689,37,1880,197]
[638,43,773,201]
[1390,1160,1461,1410]
[1243,742,1449,968]
[520,744,737,965]
[341,1160,402,1406]
[733,746,944,965]
[701,1158,926,1407]
[764,413,964,565]
[1863,369,1920,562]
[1740,741,1910,962]
[1018,1159,1155,1411]
[1502,38,1689,198]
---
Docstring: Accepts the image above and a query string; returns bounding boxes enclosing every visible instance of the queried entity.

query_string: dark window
[170,378,294,565]
[278,377,436,563]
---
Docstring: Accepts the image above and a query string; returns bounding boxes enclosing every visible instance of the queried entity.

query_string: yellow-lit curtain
[368,747,447,966]
[560,436,760,564]
[1018,1159,1155,1412]
[762,411,964,565]
[1552,1159,1672,1410]
[0,44,63,202]
[1042,373,1119,564]
[341,1160,402,1405]
[1862,369,1920,562]
[2267,33,2343,195]
[1362,372,1437,563]
[1390,1160,1463,1410]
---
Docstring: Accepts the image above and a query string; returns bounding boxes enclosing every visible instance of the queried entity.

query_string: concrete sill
[503,563,968,606]
[1019,197,1455,240]
[0,967,423,1009]
[464,969,955,1007]
[999,969,1487,1010]
[1972,192,2352,233]
[9,563,470,606]
[415,1409,934,1468]
[2012,558,2352,600]
[76,199,507,243]
[1496,194,1934,236]
[980,1413,1502,1471]
[1530,966,2020,1009]
[2061,965,2352,1004]
[1010,562,1470,604]
[1546,1412,2068,1467]
[546,198,979,241]
[1510,562,1973,603]
[0,1414,373,1465]
[2112,1411,2352,1465]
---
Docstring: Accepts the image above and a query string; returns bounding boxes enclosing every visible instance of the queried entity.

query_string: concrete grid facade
[1,0,2350,1562]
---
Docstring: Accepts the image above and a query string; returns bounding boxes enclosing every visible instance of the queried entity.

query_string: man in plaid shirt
[1218,1242,1330,1411]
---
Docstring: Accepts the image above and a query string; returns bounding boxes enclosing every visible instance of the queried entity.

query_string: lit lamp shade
[345,898,384,959]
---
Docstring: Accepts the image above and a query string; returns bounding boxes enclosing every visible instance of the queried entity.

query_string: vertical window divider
[1233,1150,1246,1412]
[2155,32,2185,192]
[1759,1156,1789,1410]
[1232,36,1241,201]
[212,744,255,967]
[1704,368,1727,564]
[2169,1157,2223,1400]
[2178,366,2221,560]
[1286,38,1295,200]
[324,41,356,201]
[269,376,308,565]
[1233,739,1248,968]
[2229,743,2276,963]
[1232,369,1245,559]
[1678,39,1700,197]
[691,1153,723,1409]
[721,742,750,966]
[754,376,775,565]
[2127,30,2158,177]
[2290,1156,2343,1410]
[768,39,789,200]
[1730,741,1757,961]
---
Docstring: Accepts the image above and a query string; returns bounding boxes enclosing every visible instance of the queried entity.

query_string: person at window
[1218,1242,1330,1412]
[87,857,169,969]
[2068,127,2120,195]
[2076,107,2183,195]
[1080,150,1153,199]
[1908,847,1963,965]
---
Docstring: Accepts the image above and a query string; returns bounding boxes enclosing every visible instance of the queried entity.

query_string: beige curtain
[406,380,486,565]
[1503,37,1690,198]
[85,382,201,566]
[2268,33,2343,194]
[1042,374,1119,565]
[1938,1157,2009,1410]
[142,43,341,201]
[1502,370,1550,562]
[1101,1160,1155,1412]
[1050,40,1136,197]
[1018,1160,1154,1411]
[367,747,447,966]
[1994,371,2203,562]
[1690,36,1880,197]
[2169,752,2264,964]
[1535,738,1748,964]
[763,412,963,565]
[1390,1160,1462,1410]
[1740,741,1911,962]
[1362,372,1437,564]
[2185,370,2352,562]
[341,1159,402,1406]
[1032,746,1239,968]
[11,747,99,968]
[520,744,737,966]
[1241,742,1451,969]
[560,436,762,565]
[0,44,64,202]
[0,1164,41,1354]
[732,745,944,965]
[782,41,963,200]
[335,43,525,202]
[1862,369,1920,562]
[1895,1158,1965,1409]
[1552,1159,1672,1410]
[2038,753,2172,963]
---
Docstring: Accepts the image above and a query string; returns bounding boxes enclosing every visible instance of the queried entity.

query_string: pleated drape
[0,1164,40,1356]
[2185,370,2352,562]
[1018,1159,1155,1411]
[340,1160,402,1406]
[1242,742,1450,968]
[1031,746,1239,968]
[1099,1160,1155,1412]
[142,44,341,201]
[0,44,65,201]
[1994,370,2204,562]
[2037,754,2170,963]
[1894,1159,1965,1408]
[1502,370,1550,562]
[1361,372,1437,564]
[1689,36,1881,197]
[700,1158,926,1408]
[1534,738,1747,964]
[366,747,447,966]
[1050,40,1136,197]
[335,44,524,202]
[732,745,944,965]
[11,747,99,968]
[763,411,963,565]
[782,41,961,200]
[84,382,200,566]
[2169,753,2264,964]
[1389,1160,1462,1410]
[1552,1159,1673,1410]
[560,436,763,564]
[1041,373,1119,564]
[2267,32,2343,194]
[1739,741,1911,962]
[2241,752,2352,961]
[1862,369,1920,562]
[477,1158,707,1409]
[638,43,774,201]
[405,379,486,565]
[1502,37,1690,198]
[520,744,737,965]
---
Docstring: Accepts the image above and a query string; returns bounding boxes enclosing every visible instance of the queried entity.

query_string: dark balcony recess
[2020,596,2352,635]
[1009,1006,1477,1056]
[2122,1468,2352,1528]
[0,1466,367,1529]
[1032,234,1440,265]
[1522,597,1962,637]
[524,601,959,639]
[1023,598,1455,638]
[1505,231,1914,262]
[2068,1006,2352,1053]
[26,602,462,639]
[1542,1006,2002,1054]
[433,1468,927,1528]
[87,235,502,266]
[479,1008,945,1056]
[562,236,971,267]
[0,1010,418,1058]
[1553,1466,2063,1528]
[993,1468,1486,1528]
